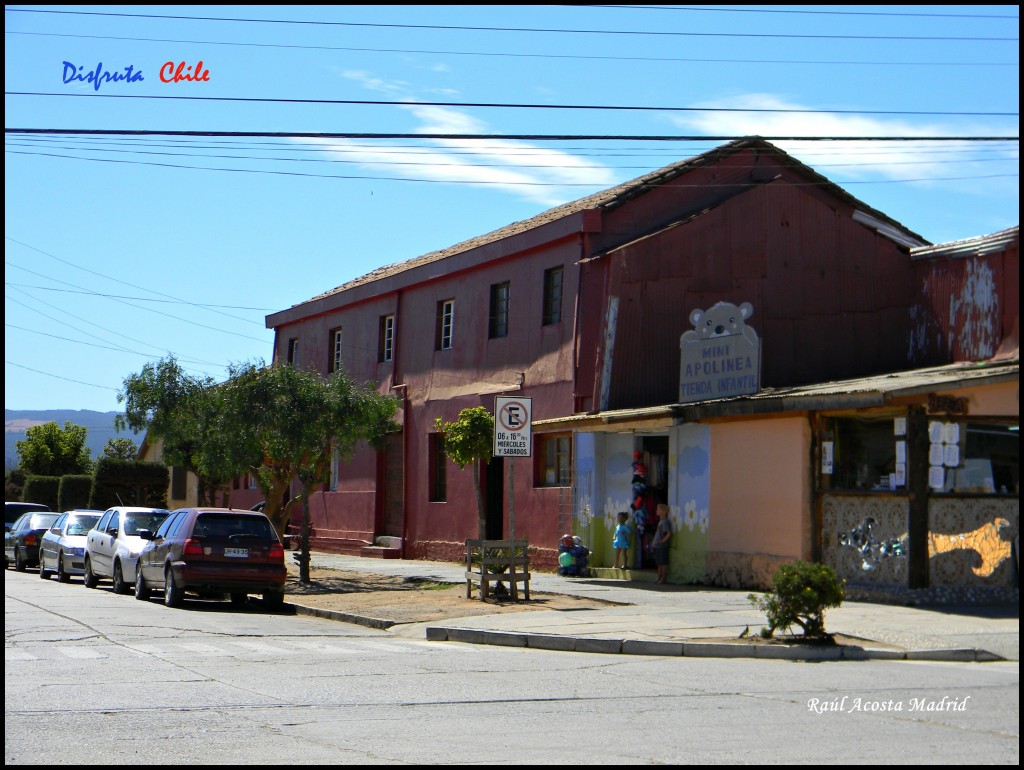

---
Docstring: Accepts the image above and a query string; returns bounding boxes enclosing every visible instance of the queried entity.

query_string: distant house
[266,137,1018,595]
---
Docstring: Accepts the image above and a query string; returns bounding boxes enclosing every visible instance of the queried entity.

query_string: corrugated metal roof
[533,359,1019,431]
[285,136,929,312]
[911,226,1019,261]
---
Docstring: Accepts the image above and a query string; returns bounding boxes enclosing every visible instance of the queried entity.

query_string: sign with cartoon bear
[679,300,761,403]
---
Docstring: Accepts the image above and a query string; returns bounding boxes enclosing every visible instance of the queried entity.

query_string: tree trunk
[473,462,485,541]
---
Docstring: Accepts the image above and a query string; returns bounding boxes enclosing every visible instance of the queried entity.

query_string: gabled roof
[276,136,929,317]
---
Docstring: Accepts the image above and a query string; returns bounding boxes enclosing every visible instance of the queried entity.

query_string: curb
[423,627,1006,663]
[287,602,1006,663]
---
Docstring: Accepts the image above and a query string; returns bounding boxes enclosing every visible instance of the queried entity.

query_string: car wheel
[83,557,99,589]
[39,555,50,579]
[230,592,248,606]
[164,565,183,607]
[263,590,285,610]
[135,565,150,601]
[112,561,130,595]
[57,553,70,583]
[15,548,27,572]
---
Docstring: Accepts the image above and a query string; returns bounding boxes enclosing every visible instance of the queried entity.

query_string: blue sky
[4,4,1019,415]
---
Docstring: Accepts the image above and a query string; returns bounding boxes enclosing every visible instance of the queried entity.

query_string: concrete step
[588,567,658,583]
[360,546,402,559]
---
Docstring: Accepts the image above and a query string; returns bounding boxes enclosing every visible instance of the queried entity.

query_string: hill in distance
[5,409,143,471]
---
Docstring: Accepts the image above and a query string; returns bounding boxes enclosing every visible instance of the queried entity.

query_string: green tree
[117,356,237,506]
[748,561,846,638]
[16,421,93,476]
[435,406,494,541]
[222,362,398,583]
[102,437,139,461]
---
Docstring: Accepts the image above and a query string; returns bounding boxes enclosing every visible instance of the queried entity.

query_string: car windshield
[27,513,60,530]
[66,514,100,536]
[193,514,275,540]
[124,511,169,535]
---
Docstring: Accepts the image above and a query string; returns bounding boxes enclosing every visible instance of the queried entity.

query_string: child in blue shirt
[612,511,631,570]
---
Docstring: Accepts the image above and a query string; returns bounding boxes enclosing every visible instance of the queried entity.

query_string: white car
[39,509,103,582]
[84,507,171,594]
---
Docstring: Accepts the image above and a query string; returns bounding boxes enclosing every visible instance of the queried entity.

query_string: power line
[5,7,1017,41]
[4,282,275,312]
[7,130,1019,141]
[5,138,1016,172]
[591,5,1020,20]
[6,92,1016,118]
[7,31,1015,68]
[6,147,1017,187]
[4,360,120,392]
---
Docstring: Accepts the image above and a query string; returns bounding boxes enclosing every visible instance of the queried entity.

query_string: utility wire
[6,92,1017,117]
[6,31,1015,67]
[7,130,1018,141]
[5,7,1017,41]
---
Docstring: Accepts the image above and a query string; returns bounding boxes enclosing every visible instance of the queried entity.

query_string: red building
[265,137,1016,573]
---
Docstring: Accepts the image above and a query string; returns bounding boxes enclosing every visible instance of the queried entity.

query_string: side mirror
[138,529,155,541]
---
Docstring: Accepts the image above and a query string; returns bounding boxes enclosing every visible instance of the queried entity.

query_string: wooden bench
[465,539,530,601]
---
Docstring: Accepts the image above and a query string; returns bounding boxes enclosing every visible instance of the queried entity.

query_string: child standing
[612,511,631,570]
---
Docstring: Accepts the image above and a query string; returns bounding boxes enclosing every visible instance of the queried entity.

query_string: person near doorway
[612,511,631,570]
[652,503,672,584]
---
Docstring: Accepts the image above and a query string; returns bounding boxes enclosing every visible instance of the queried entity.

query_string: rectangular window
[543,266,564,325]
[819,416,904,492]
[329,447,340,492]
[929,421,1019,495]
[436,299,454,350]
[328,328,343,373]
[287,337,300,367]
[379,314,395,362]
[428,433,447,502]
[536,434,572,487]
[488,281,510,339]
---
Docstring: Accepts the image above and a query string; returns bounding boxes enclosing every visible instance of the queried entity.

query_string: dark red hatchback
[134,507,287,609]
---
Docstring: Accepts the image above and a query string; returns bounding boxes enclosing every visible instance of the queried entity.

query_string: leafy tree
[435,406,494,541]
[102,437,139,461]
[222,362,399,583]
[117,356,236,506]
[16,421,93,476]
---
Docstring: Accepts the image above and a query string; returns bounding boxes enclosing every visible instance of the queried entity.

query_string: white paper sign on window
[821,441,833,474]
[928,465,946,489]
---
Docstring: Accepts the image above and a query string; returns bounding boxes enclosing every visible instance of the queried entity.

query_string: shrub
[58,475,93,511]
[748,561,845,638]
[22,475,60,511]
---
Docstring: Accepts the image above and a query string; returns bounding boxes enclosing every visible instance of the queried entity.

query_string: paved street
[5,569,1019,764]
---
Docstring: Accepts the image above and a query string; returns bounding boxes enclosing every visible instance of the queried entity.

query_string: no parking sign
[493,397,532,457]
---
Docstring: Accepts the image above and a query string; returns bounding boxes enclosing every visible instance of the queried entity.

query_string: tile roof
[286,136,928,311]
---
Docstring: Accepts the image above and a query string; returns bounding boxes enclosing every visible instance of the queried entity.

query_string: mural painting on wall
[679,301,761,404]
[837,516,908,572]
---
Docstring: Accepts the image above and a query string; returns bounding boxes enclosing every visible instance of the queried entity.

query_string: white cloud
[310,74,618,206]
[671,93,1018,185]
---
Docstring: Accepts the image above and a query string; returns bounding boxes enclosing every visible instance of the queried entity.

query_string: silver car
[39,510,103,582]
[84,507,170,594]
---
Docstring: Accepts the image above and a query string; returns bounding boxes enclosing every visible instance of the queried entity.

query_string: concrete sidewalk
[292,551,1019,663]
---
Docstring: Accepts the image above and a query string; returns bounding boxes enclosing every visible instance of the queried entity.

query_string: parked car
[6,501,50,533]
[84,507,171,594]
[39,510,103,582]
[5,511,60,570]
[134,507,287,609]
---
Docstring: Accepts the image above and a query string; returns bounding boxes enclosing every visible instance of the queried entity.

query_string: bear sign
[679,300,761,403]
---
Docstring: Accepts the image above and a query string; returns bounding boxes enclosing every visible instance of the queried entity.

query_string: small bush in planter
[748,561,845,639]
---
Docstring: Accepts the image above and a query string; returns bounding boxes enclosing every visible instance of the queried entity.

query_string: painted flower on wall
[669,504,683,533]
[604,497,630,531]
[684,499,699,531]
[698,506,709,534]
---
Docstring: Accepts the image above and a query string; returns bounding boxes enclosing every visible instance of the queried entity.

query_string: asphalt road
[5,569,1019,764]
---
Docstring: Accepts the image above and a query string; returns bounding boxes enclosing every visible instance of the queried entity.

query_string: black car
[5,511,60,570]
[5,501,50,533]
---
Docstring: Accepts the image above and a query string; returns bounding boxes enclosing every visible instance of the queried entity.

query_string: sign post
[494,397,532,599]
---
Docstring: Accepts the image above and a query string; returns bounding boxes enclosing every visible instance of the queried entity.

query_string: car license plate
[224,547,249,558]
